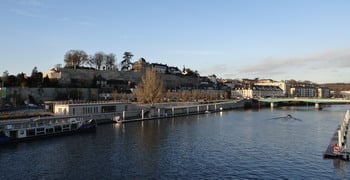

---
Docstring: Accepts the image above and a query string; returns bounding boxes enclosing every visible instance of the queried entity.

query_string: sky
[1,0,350,83]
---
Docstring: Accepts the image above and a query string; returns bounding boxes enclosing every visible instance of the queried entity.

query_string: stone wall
[56,68,199,89]
[4,87,99,104]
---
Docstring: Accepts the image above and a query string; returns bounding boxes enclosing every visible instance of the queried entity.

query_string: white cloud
[198,48,350,82]
[238,48,350,74]
[15,0,42,7]
[9,8,44,18]
[173,50,215,56]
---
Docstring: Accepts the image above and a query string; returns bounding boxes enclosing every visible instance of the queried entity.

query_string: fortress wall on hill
[58,68,199,89]
[5,87,99,103]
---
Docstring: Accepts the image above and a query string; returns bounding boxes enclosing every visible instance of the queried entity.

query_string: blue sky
[1,0,350,83]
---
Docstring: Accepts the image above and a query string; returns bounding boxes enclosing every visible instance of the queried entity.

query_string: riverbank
[1,99,257,124]
[115,100,249,123]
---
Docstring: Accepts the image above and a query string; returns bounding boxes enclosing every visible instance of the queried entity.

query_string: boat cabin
[51,101,135,116]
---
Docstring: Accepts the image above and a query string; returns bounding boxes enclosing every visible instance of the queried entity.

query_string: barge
[0,116,96,144]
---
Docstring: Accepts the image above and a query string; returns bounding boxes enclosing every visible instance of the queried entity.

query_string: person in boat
[269,114,302,121]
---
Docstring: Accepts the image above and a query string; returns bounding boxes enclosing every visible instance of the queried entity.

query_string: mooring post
[197,105,199,113]
[158,108,161,117]
[315,103,319,109]
[270,102,274,108]
[122,111,125,120]
[141,109,144,119]
[338,130,343,148]
[172,107,174,117]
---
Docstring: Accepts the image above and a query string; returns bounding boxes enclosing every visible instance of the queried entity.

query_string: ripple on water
[1,105,350,179]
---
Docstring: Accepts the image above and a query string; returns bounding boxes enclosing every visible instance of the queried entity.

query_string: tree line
[64,49,134,71]
[1,67,58,88]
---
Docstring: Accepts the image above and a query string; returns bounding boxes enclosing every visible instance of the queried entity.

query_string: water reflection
[2,105,350,179]
[333,159,346,179]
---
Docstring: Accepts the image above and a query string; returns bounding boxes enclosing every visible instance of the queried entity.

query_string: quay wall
[119,100,246,123]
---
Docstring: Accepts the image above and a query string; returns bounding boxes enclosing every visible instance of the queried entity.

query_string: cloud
[199,64,236,77]
[9,0,45,18]
[56,17,95,27]
[9,8,44,18]
[15,0,42,7]
[238,48,350,75]
[173,50,215,56]
[198,48,350,82]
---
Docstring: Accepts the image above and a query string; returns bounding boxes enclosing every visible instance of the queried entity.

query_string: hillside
[321,83,350,91]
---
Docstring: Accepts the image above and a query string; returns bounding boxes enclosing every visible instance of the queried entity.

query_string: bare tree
[64,50,88,69]
[90,52,106,70]
[105,53,116,70]
[136,68,164,104]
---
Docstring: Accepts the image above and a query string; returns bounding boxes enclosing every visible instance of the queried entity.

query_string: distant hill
[321,83,350,91]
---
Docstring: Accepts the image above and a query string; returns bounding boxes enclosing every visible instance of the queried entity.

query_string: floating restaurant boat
[0,115,97,144]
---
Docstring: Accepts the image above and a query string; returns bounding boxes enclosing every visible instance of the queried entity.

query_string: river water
[1,105,350,179]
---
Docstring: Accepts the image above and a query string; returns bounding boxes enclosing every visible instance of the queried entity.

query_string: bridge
[255,98,350,108]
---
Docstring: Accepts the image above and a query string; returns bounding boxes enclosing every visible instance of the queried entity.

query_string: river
[1,105,350,179]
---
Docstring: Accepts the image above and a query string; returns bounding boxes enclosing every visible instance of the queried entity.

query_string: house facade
[232,85,284,99]
[317,87,331,98]
[290,86,316,97]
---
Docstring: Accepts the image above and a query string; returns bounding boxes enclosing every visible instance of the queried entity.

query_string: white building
[317,87,331,98]
[254,79,289,96]
[232,85,284,99]
[52,101,137,116]
[290,86,316,97]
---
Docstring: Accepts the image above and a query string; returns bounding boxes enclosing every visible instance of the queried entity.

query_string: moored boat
[0,116,97,144]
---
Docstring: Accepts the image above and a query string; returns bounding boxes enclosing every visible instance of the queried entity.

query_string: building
[151,63,168,74]
[52,101,136,116]
[231,85,284,99]
[317,87,331,98]
[254,79,289,96]
[132,58,150,72]
[168,66,182,75]
[290,86,316,97]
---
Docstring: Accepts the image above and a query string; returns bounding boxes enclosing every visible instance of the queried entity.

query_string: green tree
[136,68,164,104]
[17,73,28,87]
[64,50,88,69]
[121,52,133,71]
[6,75,18,87]
[30,67,43,87]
